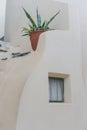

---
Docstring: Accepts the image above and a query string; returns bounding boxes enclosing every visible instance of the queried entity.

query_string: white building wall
[0,0,6,37]
[78,0,87,88]
[15,1,85,130]
[2,0,87,130]
[76,1,87,129]
[16,30,84,130]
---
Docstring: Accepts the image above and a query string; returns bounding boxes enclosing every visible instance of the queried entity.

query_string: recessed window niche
[48,72,72,103]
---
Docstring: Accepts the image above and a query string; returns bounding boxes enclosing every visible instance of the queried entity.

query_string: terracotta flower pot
[30,30,45,51]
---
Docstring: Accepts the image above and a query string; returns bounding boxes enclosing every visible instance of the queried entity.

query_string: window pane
[49,78,57,101]
[57,79,64,101]
[49,77,64,102]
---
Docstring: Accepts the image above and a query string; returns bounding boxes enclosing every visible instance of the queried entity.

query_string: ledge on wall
[5,0,69,46]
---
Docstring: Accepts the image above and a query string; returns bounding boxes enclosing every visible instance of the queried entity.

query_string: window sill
[49,100,64,103]
[49,101,72,105]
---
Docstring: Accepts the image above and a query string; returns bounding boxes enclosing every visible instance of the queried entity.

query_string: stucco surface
[1,0,87,130]
[0,33,45,130]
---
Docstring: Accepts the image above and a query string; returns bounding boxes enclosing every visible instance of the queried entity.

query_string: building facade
[0,0,87,130]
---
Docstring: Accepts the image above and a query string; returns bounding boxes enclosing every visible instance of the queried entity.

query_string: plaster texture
[0,0,87,130]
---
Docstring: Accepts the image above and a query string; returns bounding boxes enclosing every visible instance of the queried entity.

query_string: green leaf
[23,8,37,28]
[22,33,29,36]
[28,24,33,29]
[42,21,46,28]
[36,7,42,28]
[45,10,60,29]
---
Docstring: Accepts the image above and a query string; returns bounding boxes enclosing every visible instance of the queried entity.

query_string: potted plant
[22,7,60,51]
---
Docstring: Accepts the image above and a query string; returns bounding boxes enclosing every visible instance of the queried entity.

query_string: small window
[49,77,64,102]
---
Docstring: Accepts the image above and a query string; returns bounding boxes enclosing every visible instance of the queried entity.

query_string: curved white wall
[15,1,87,130]
[1,0,87,130]
[16,30,84,130]
[0,33,46,130]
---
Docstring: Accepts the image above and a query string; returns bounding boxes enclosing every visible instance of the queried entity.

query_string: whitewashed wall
[76,0,87,129]
[15,1,85,130]
[1,0,87,130]
[0,0,6,37]
[78,0,87,88]
[16,30,84,130]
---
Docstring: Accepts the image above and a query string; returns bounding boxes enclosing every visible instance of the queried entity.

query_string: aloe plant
[22,7,60,36]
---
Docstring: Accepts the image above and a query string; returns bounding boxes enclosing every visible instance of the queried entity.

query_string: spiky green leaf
[23,8,37,28]
[42,21,46,28]
[45,10,60,28]
[36,7,41,28]
[22,33,29,36]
